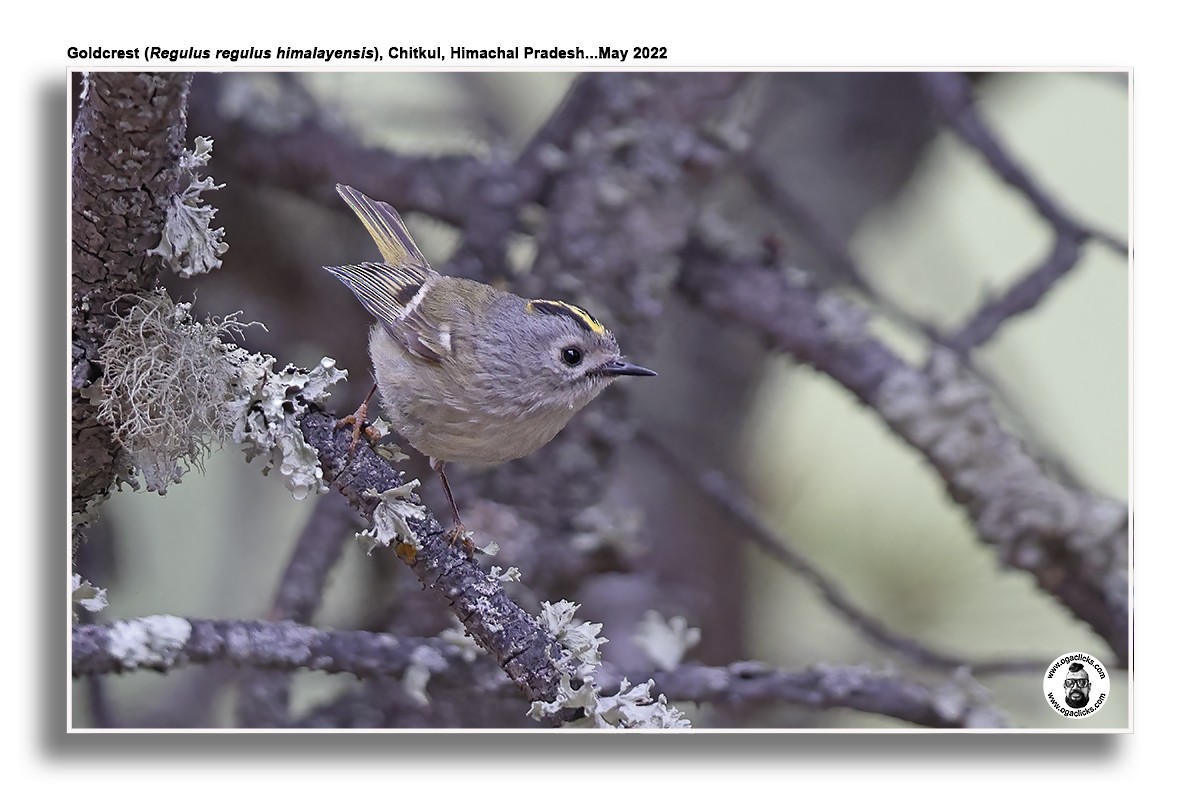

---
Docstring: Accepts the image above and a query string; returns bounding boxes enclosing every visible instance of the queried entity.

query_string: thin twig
[739,153,942,343]
[921,72,1128,253]
[947,233,1084,352]
[922,72,1129,354]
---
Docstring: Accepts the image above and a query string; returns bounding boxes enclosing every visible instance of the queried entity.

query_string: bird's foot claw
[337,402,380,456]
[448,523,475,556]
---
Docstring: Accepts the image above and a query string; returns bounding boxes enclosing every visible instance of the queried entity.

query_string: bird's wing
[324,262,450,363]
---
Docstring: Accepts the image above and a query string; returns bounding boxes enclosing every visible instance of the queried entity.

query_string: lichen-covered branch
[678,242,1128,665]
[298,410,572,707]
[603,662,1007,728]
[75,618,993,728]
[72,616,465,680]
[71,72,194,530]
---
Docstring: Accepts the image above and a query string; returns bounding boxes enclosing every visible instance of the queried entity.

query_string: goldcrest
[325,184,655,536]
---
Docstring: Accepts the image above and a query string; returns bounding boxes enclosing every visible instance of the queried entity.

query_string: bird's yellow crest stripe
[525,299,608,336]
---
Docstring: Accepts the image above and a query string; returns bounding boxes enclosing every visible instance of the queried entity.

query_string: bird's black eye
[561,347,583,366]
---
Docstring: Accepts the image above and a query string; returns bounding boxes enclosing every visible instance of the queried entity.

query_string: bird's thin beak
[600,359,657,378]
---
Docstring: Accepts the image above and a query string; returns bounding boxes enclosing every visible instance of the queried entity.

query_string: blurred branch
[600,662,1006,728]
[439,74,607,282]
[741,151,1088,489]
[947,233,1083,352]
[71,71,194,540]
[644,436,1047,677]
[78,619,1003,728]
[921,72,1128,254]
[187,74,496,226]
[235,492,355,727]
[922,72,1128,354]
[678,240,1129,666]
[73,618,464,680]
[740,153,942,343]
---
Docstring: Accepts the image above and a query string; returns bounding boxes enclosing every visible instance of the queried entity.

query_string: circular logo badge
[1043,652,1110,718]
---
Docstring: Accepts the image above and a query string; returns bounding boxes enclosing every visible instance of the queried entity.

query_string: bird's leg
[432,458,470,549]
[337,383,381,455]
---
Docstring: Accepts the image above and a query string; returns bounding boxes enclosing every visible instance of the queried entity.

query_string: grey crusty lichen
[96,291,346,499]
[529,601,692,729]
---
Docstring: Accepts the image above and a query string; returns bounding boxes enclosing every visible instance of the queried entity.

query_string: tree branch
[922,72,1128,354]
[71,72,194,534]
[186,73,496,226]
[947,233,1083,352]
[73,619,1004,728]
[72,617,465,681]
[921,72,1128,253]
[601,662,1007,728]
[678,241,1128,665]
[297,410,572,709]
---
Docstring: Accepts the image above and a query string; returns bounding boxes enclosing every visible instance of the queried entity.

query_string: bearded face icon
[1063,662,1091,709]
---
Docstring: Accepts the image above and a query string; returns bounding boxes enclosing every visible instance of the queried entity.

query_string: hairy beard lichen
[95,290,347,499]
[96,291,251,494]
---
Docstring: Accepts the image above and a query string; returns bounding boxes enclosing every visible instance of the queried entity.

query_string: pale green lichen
[488,565,522,583]
[590,678,692,729]
[71,573,108,618]
[148,136,228,278]
[400,644,449,707]
[931,668,1007,728]
[355,481,424,553]
[230,354,348,500]
[437,619,485,663]
[529,601,691,729]
[71,495,106,530]
[571,503,645,558]
[107,614,192,670]
[632,610,701,671]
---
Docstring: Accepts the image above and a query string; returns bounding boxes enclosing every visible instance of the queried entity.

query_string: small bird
[325,184,656,541]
